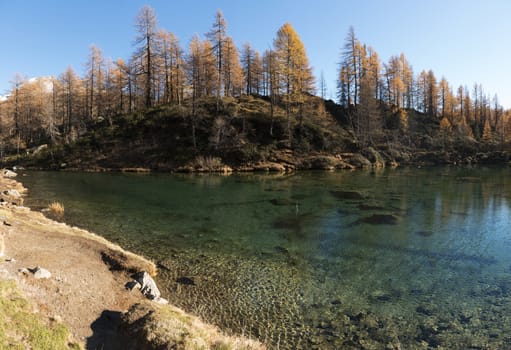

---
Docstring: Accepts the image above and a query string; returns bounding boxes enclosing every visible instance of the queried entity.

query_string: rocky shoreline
[16,148,511,174]
[0,169,264,349]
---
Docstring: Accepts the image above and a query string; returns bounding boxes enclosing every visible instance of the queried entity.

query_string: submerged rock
[330,190,367,200]
[416,230,433,237]
[274,246,290,255]
[354,214,401,225]
[358,202,386,211]
[269,198,296,206]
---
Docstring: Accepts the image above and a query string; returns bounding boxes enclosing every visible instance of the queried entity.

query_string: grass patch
[47,202,65,217]
[122,302,264,350]
[0,279,80,349]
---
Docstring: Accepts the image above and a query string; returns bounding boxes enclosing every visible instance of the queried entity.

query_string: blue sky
[1,0,510,108]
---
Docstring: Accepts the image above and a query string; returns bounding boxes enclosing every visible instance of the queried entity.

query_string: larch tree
[319,71,327,100]
[439,77,449,118]
[273,22,314,142]
[340,26,364,106]
[222,37,243,97]
[59,66,82,139]
[241,43,255,95]
[158,30,185,104]
[263,49,279,136]
[206,10,228,109]
[134,5,158,109]
[9,73,25,142]
[113,58,128,113]
[85,44,104,119]
[426,70,438,117]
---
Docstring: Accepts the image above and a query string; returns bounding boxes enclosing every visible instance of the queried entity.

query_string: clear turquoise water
[20,167,511,349]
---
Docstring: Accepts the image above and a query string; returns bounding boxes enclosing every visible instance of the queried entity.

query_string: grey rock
[2,169,17,178]
[3,189,21,198]
[132,271,161,300]
[153,296,169,304]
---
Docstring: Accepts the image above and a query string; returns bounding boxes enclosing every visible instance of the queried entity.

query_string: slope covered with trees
[0,6,510,171]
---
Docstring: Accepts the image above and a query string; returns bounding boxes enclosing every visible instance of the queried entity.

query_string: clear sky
[1,0,510,108]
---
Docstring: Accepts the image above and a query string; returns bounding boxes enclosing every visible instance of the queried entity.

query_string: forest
[0,5,510,170]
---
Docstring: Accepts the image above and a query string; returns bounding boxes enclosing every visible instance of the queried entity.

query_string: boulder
[128,271,166,303]
[3,189,21,198]
[32,267,52,279]
[0,189,24,206]
[2,169,17,178]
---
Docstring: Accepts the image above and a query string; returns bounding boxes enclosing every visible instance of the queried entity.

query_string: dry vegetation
[121,301,265,350]
[47,201,65,217]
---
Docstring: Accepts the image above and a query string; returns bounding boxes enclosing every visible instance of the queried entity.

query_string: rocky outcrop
[127,271,168,304]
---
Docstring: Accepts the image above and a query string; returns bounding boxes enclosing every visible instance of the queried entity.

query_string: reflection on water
[21,167,511,349]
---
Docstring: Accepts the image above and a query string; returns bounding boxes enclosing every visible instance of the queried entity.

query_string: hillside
[3,95,510,172]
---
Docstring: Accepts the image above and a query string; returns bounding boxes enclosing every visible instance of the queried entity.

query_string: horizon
[1,0,510,108]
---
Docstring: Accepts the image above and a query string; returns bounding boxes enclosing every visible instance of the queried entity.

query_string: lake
[20,166,511,349]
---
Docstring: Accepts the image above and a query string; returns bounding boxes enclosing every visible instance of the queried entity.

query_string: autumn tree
[206,10,228,108]
[9,73,25,142]
[339,26,365,106]
[84,45,104,119]
[273,22,314,142]
[59,66,83,139]
[263,49,279,136]
[158,30,185,104]
[241,43,263,95]
[134,5,158,109]
[222,37,243,97]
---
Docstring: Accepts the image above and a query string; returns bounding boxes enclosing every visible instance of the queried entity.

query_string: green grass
[0,279,80,350]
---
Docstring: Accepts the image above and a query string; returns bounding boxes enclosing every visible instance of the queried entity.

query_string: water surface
[21,167,511,349]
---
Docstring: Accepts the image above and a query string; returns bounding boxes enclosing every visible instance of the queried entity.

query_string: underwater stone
[269,198,296,206]
[274,246,290,255]
[358,202,386,211]
[416,230,433,237]
[416,305,434,316]
[330,190,367,200]
[356,214,401,225]
[176,276,196,286]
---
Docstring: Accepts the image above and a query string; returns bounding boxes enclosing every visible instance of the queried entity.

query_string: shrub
[48,202,65,217]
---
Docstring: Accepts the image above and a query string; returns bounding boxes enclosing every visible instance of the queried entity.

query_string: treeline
[0,5,509,156]
[0,6,314,153]
[337,27,510,147]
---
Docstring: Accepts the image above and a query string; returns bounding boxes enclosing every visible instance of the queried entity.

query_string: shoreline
[10,148,511,174]
[0,170,264,349]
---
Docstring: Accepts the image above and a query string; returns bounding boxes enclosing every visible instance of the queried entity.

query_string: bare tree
[134,5,158,109]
